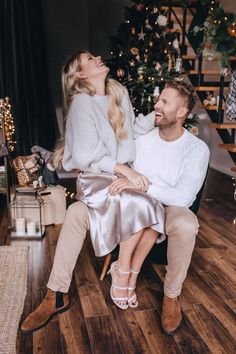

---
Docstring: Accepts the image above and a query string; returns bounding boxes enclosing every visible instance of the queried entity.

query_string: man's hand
[109,178,137,195]
[114,163,151,192]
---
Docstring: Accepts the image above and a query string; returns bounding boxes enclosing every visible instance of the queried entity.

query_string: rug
[0,246,28,354]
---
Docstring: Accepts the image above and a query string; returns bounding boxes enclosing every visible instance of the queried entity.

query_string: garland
[193,0,236,67]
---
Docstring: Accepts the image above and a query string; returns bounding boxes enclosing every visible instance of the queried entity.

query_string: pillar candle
[16,218,25,236]
[27,221,36,236]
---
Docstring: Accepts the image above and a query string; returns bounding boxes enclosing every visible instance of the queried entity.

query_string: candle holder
[10,188,45,239]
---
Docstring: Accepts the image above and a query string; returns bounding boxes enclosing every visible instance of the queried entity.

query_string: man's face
[154,87,188,128]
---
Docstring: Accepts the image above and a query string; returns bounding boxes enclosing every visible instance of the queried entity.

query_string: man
[21,79,209,335]
[226,70,236,121]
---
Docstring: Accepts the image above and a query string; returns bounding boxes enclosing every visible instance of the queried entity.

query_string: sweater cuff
[98,156,117,174]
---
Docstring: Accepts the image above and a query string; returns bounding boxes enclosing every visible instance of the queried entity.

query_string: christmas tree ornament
[157,15,168,27]
[116,68,125,77]
[149,41,153,47]
[155,62,162,71]
[131,27,136,34]
[153,86,160,98]
[130,47,139,55]
[173,38,179,50]
[145,19,152,30]
[227,25,236,38]
[129,60,135,67]
[144,54,148,63]
[168,54,175,71]
[136,4,143,12]
[153,7,158,14]
[189,127,199,136]
[155,33,160,39]
[137,66,144,74]
[138,27,146,40]
[175,56,183,72]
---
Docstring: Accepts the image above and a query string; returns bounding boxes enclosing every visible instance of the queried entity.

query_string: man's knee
[166,207,199,241]
[66,201,90,229]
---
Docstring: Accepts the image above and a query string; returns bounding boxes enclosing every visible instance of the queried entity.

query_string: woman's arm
[114,163,150,192]
[123,88,155,138]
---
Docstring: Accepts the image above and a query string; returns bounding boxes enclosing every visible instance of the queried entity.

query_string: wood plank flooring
[0,168,236,354]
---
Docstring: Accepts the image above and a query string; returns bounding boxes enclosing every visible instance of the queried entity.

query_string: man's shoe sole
[162,318,182,335]
[20,303,70,334]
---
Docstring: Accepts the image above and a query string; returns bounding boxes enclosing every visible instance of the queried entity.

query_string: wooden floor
[1,168,236,354]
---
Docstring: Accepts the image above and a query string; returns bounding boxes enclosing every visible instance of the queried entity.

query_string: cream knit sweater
[63,91,154,173]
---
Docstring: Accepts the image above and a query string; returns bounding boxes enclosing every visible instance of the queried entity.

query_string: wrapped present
[13,155,40,186]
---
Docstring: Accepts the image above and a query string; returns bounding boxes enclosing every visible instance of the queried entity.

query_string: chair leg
[100,254,112,281]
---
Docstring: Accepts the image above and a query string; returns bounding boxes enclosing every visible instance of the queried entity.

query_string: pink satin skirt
[77,171,165,256]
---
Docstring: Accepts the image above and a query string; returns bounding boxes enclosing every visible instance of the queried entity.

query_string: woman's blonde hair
[53,50,127,168]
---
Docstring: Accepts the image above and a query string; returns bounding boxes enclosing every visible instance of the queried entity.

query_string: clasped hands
[109,172,151,196]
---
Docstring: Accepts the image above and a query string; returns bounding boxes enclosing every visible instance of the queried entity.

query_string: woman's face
[77,52,109,82]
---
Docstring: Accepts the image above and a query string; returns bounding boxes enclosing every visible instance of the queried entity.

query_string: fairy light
[0,97,16,152]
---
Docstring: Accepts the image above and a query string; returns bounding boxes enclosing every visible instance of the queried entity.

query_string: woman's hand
[114,163,151,192]
[109,178,136,195]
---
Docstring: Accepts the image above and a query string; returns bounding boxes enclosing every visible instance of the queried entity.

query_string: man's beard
[154,114,177,128]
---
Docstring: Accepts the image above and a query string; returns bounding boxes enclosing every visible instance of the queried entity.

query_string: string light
[0,97,16,152]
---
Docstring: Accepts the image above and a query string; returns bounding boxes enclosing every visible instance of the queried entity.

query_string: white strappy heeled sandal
[107,261,130,310]
[128,268,139,308]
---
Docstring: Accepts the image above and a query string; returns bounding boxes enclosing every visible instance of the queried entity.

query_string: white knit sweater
[62,91,155,173]
[133,128,210,207]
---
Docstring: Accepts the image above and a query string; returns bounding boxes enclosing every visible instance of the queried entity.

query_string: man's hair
[165,79,196,113]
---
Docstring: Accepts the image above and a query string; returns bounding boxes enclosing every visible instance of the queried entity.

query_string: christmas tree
[108,0,198,129]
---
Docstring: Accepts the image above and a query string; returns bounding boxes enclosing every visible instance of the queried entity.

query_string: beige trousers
[47,202,199,298]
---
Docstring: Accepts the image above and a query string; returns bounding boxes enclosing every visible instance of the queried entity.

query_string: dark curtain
[0,0,59,155]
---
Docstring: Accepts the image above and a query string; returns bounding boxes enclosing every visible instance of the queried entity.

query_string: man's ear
[76,71,87,79]
[177,106,188,120]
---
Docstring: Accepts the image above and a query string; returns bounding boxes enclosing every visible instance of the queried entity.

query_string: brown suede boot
[161,295,182,334]
[21,289,70,333]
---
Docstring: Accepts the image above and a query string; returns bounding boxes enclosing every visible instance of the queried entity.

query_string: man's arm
[226,71,236,121]
[147,145,210,207]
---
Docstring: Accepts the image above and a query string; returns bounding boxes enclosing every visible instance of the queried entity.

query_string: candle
[27,221,36,236]
[16,218,25,236]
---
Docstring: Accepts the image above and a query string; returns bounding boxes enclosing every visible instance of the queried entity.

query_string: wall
[41,0,131,133]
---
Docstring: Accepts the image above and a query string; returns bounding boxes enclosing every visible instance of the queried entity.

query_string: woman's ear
[76,71,87,80]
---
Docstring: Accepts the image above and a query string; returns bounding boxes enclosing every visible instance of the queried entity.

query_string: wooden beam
[219,144,236,152]
[189,70,220,75]
[195,86,229,92]
[208,123,236,129]
[198,105,225,111]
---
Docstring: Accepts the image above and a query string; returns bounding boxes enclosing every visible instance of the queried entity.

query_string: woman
[55,50,165,309]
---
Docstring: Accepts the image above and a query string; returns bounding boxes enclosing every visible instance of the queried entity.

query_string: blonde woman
[21,51,164,332]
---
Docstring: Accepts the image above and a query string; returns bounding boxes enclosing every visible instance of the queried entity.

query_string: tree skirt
[0,246,28,354]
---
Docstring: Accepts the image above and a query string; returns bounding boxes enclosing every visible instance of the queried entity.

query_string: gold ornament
[131,47,139,55]
[227,25,236,38]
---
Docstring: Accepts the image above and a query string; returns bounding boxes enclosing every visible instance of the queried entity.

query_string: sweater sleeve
[147,143,210,207]
[122,87,155,138]
[62,95,117,173]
